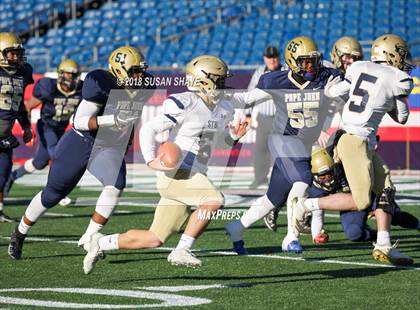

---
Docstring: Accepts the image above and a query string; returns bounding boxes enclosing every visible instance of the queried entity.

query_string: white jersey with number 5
[333,61,413,148]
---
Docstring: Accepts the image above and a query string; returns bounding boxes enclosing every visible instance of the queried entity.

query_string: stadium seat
[11,0,417,71]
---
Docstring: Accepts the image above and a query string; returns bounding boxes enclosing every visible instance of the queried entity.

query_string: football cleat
[372,241,413,266]
[232,240,248,255]
[83,233,105,274]
[78,233,91,252]
[282,240,303,254]
[263,208,279,232]
[167,248,202,268]
[8,226,26,259]
[291,197,311,236]
[313,230,329,244]
[0,210,14,223]
[299,212,312,235]
[58,196,72,207]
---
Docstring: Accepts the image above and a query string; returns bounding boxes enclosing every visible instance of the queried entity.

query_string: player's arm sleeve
[23,63,34,86]
[247,68,261,91]
[140,96,184,164]
[17,104,30,129]
[327,70,350,98]
[32,78,49,102]
[388,77,413,124]
[388,96,410,124]
[231,88,272,109]
[73,99,101,130]
[140,114,178,164]
[245,71,259,115]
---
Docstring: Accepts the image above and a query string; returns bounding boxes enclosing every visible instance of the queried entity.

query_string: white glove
[229,119,250,141]
[324,75,342,98]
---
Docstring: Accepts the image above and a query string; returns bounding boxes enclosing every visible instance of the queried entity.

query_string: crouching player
[4,59,82,207]
[292,34,415,265]
[306,147,420,242]
[82,55,249,274]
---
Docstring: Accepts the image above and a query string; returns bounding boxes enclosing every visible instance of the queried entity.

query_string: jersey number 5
[348,73,377,113]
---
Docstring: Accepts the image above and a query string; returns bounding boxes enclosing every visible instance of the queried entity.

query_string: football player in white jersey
[82,55,249,274]
[292,34,414,265]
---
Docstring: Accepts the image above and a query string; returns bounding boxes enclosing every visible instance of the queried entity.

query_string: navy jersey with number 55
[256,67,342,146]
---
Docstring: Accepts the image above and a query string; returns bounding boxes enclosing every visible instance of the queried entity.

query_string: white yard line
[1,236,419,270]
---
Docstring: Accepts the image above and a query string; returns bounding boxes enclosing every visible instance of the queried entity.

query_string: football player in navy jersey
[4,59,82,207]
[8,46,153,259]
[263,36,365,234]
[225,36,342,254]
[0,32,34,223]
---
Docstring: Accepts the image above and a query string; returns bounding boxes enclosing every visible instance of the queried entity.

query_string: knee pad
[95,186,122,219]
[41,187,64,208]
[32,158,49,170]
[24,159,37,173]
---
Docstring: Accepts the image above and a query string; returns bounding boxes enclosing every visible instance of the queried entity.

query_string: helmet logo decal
[115,52,127,65]
[287,41,299,53]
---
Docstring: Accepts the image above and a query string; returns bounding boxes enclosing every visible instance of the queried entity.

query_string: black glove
[0,136,20,150]
[22,126,33,144]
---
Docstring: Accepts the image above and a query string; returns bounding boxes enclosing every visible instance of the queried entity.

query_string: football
[157,141,182,168]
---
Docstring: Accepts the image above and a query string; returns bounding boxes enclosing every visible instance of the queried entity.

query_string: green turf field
[0,184,419,309]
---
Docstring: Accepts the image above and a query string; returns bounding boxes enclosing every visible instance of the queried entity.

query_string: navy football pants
[32,119,65,169]
[41,129,126,208]
[266,156,313,207]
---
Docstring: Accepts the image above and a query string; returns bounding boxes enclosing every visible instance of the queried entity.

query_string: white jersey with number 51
[331,61,413,148]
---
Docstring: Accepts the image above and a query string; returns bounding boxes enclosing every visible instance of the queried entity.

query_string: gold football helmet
[57,59,80,92]
[331,36,363,71]
[108,46,148,80]
[0,32,25,70]
[284,36,321,79]
[311,148,335,191]
[186,54,232,102]
[371,34,413,72]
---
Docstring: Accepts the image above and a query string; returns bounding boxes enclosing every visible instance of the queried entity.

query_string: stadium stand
[6,0,420,72]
